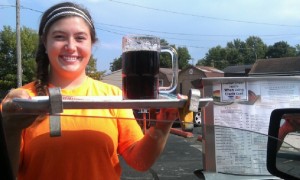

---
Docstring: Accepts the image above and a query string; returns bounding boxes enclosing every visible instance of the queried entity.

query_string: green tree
[0,26,37,93]
[197,45,228,69]
[245,36,267,62]
[266,41,297,58]
[160,39,191,69]
[109,56,122,72]
[226,39,245,65]
[197,36,268,70]
[159,39,172,68]
[20,27,39,83]
[177,46,191,69]
[86,55,106,80]
[0,26,18,91]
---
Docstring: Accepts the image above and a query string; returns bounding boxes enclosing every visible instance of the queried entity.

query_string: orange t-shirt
[17,77,144,180]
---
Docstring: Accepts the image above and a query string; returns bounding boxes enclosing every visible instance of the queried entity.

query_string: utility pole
[189,58,194,66]
[16,0,22,87]
[253,42,257,61]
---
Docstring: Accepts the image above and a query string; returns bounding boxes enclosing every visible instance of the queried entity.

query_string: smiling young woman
[45,16,92,88]
[0,2,179,180]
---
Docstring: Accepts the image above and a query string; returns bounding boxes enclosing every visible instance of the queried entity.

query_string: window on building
[159,79,164,87]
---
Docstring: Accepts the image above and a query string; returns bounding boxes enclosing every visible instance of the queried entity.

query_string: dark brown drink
[122,50,160,99]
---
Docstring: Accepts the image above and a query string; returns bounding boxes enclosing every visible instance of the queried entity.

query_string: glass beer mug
[122,35,178,99]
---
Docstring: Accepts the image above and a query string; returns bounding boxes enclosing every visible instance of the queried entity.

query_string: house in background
[249,57,300,76]
[222,64,253,77]
[101,68,176,89]
[101,57,300,92]
[101,66,224,96]
[101,69,122,89]
[158,68,176,88]
[177,66,224,95]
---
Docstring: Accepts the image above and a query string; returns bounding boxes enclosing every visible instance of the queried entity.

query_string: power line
[3,2,300,28]
[109,0,300,28]
[20,5,43,13]
[97,22,300,38]
[1,3,299,51]
[0,5,14,10]
[96,25,299,46]
[97,26,211,49]
[2,3,300,38]
[95,24,300,50]
[0,5,14,7]
[0,4,43,13]
[96,27,124,36]
[0,4,214,49]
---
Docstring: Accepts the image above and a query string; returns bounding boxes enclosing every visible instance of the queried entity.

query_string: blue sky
[1,0,300,72]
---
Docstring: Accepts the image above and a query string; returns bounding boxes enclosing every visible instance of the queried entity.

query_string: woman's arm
[1,89,39,177]
[0,110,15,179]
[121,108,178,171]
[2,122,23,178]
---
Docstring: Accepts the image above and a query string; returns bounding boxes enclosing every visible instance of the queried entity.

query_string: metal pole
[253,43,257,61]
[16,0,22,87]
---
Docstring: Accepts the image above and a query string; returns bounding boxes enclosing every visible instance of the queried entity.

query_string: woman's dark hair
[34,2,97,95]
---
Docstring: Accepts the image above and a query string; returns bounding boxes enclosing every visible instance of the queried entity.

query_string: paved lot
[120,127,203,180]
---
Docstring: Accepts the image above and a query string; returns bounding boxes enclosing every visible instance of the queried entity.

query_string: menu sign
[213,80,300,175]
[221,82,247,102]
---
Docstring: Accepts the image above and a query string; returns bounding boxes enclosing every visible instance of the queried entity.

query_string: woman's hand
[1,89,39,131]
[156,108,179,122]
[153,94,187,130]
[1,89,42,177]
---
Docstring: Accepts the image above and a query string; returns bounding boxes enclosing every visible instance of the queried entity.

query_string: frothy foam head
[122,35,160,52]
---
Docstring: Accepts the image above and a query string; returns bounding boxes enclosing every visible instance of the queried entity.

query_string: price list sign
[213,80,300,175]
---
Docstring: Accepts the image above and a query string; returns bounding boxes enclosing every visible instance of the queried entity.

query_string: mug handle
[159,46,178,94]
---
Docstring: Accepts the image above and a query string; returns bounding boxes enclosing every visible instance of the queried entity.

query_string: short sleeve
[117,108,144,155]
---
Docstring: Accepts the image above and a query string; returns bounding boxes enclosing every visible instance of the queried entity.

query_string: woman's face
[44,16,92,77]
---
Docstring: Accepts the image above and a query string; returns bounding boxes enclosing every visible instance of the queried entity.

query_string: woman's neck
[49,72,88,90]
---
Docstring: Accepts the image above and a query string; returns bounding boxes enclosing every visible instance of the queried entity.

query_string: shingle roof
[223,64,253,73]
[101,69,122,88]
[249,57,300,76]
[194,66,224,77]
[159,68,180,82]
